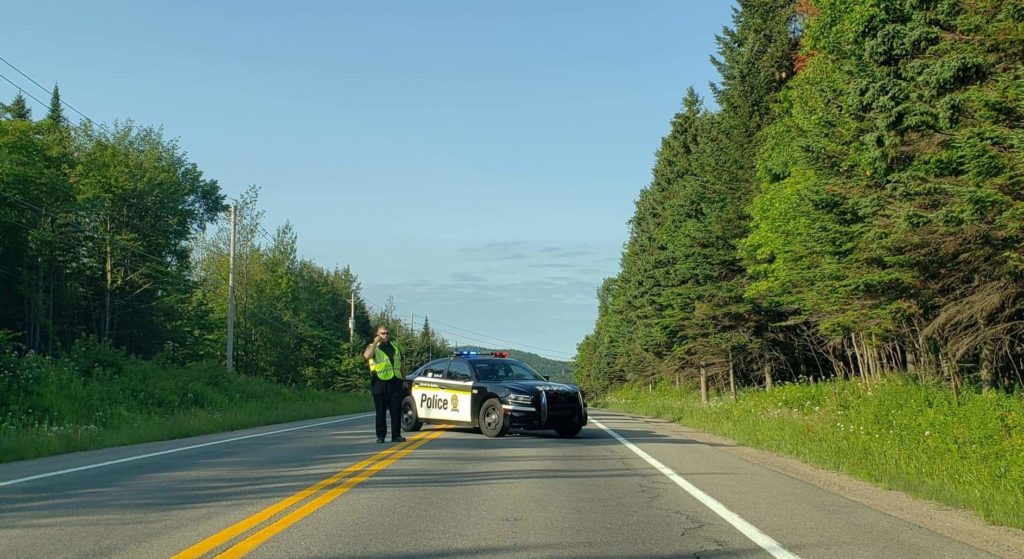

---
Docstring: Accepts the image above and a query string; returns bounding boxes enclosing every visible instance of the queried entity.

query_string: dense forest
[0,91,451,391]
[576,0,1024,397]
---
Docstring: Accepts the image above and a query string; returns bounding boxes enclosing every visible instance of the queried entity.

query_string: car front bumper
[502,394,588,430]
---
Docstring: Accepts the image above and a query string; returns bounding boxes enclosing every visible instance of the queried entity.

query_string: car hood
[503,380,580,394]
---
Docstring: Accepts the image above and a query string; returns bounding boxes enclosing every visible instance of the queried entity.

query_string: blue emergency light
[453,350,510,358]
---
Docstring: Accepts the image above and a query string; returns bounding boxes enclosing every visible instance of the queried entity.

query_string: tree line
[575,0,1024,398]
[0,88,451,390]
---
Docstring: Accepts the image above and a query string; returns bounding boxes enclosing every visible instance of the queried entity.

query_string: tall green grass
[598,378,1024,529]
[0,342,372,463]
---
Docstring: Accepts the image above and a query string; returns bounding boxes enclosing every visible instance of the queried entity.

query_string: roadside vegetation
[598,378,1024,530]
[0,68,462,461]
[577,0,1024,399]
[0,338,373,463]
[575,0,1024,530]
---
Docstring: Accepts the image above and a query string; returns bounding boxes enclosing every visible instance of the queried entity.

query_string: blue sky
[3,1,736,360]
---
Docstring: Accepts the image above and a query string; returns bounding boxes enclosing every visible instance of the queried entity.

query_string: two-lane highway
[0,411,1004,558]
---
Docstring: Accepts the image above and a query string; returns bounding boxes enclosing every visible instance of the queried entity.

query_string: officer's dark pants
[371,377,403,440]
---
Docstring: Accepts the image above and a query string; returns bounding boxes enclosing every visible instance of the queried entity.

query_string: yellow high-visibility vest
[369,342,402,380]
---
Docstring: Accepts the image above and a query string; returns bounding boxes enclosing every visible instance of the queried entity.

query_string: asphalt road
[0,411,1003,559]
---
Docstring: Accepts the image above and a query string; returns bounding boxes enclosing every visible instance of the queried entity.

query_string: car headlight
[506,393,533,405]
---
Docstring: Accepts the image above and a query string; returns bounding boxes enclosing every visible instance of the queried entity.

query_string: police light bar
[452,350,510,358]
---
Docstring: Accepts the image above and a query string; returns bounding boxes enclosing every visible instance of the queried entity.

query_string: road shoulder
[601,411,1024,559]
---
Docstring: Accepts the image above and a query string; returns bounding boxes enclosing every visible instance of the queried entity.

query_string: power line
[431,327,505,350]
[0,55,235,219]
[250,310,340,347]
[363,296,573,358]
[428,317,574,356]
[0,55,105,129]
[0,57,347,361]
[0,70,49,108]
[0,263,38,285]
[0,56,574,360]
[0,191,190,287]
[256,224,276,246]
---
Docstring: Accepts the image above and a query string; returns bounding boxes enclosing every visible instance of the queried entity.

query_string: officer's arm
[362,343,377,360]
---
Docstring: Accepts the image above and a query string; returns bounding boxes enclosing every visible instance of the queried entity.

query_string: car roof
[413,356,526,370]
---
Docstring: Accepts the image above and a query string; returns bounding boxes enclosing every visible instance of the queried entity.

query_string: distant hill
[458,346,575,385]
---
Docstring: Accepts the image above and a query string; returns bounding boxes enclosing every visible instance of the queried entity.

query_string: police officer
[363,325,406,443]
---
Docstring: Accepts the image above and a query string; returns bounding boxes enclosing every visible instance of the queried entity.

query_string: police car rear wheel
[479,398,508,437]
[401,396,422,432]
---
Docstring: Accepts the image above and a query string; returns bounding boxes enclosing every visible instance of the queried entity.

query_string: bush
[69,337,127,377]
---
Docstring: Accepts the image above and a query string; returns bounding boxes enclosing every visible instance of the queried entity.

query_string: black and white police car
[400,351,588,438]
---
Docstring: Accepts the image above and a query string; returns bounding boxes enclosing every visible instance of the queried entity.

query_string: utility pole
[411,312,415,333]
[348,290,355,347]
[226,204,237,373]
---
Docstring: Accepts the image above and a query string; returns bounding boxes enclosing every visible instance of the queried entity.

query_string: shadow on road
[0,410,739,525]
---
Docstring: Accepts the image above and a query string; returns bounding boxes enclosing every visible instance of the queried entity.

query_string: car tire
[555,424,582,438]
[479,398,508,438]
[401,396,422,432]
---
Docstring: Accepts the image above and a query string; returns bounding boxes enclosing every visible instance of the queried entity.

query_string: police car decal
[411,382,472,423]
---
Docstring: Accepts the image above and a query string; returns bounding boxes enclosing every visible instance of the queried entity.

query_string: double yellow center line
[173,428,445,559]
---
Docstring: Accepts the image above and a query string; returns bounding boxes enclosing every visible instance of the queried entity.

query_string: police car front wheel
[479,398,508,438]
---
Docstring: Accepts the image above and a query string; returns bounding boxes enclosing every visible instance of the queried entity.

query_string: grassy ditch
[597,378,1024,529]
[0,344,372,464]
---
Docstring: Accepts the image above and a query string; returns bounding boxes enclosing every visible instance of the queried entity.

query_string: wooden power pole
[226,204,237,373]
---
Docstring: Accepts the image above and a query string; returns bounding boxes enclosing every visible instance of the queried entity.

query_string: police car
[400,351,588,438]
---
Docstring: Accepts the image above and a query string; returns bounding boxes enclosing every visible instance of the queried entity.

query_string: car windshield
[472,360,546,382]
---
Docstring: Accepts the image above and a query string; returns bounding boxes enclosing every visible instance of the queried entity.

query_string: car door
[410,359,451,421]
[442,360,475,423]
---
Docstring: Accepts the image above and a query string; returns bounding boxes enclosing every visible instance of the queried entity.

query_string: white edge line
[0,413,373,488]
[591,417,802,559]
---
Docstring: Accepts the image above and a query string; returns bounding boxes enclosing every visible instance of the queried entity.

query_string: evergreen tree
[663,0,800,387]
[614,88,707,384]
[4,92,33,121]
[577,1,802,393]
[743,0,1024,387]
[46,84,66,127]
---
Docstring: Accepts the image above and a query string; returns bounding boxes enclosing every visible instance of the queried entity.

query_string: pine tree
[46,84,66,127]
[664,0,800,385]
[5,92,33,120]
[615,88,707,384]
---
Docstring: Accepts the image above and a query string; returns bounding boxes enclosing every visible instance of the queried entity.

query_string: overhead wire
[0,191,189,287]
[0,70,49,111]
[427,318,574,356]
[0,56,319,358]
[0,55,242,286]
[362,297,574,358]
[1,56,574,361]
[0,211,189,291]
[0,263,39,285]
[0,55,110,133]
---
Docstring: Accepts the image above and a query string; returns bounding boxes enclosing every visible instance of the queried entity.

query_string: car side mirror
[543,375,550,381]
